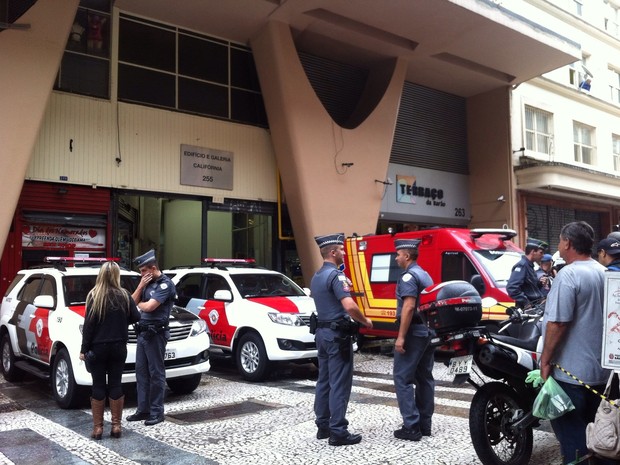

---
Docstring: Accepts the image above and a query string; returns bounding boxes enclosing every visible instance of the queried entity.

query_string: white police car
[164,259,317,381]
[0,257,210,408]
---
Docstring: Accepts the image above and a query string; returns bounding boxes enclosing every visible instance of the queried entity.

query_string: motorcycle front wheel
[469,382,533,465]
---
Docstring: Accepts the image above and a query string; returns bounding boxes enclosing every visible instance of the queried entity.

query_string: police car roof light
[44,257,119,263]
[202,258,256,264]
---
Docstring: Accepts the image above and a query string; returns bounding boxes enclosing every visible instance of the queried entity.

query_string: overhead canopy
[116,0,580,97]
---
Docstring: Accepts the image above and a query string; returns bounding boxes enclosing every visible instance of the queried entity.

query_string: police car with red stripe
[164,259,317,381]
[0,257,211,408]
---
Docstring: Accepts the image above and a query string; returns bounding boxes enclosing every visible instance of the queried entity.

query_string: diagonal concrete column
[0,0,79,254]
[251,21,406,282]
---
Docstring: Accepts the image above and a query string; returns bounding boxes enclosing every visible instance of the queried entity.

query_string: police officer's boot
[90,398,105,440]
[109,395,124,438]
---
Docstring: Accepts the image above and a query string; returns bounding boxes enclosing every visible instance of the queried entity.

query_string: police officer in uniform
[311,233,372,446]
[126,249,176,426]
[597,237,620,271]
[392,238,434,441]
[507,239,546,309]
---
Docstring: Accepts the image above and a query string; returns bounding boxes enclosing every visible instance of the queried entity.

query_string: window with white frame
[524,106,553,155]
[569,56,591,89]
[573,122,595,165]
[610,68,620,104]
[606,4,620,37]
[613,134,620,171]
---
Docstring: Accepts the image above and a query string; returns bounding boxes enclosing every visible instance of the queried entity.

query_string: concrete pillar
[251,21,406,282]
[0,0,79,253]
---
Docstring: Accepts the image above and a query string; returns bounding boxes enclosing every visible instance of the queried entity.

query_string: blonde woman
[80,261,140,440]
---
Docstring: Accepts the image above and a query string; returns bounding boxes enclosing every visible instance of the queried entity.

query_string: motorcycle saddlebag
[418,281,482,334]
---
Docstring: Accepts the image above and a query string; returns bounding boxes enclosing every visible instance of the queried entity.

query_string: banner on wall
[380,163,470,225]
[180,144,234,190]
[22,225,106,249]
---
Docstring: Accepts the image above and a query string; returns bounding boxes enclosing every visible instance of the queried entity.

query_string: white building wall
[508,0,620,179]
[29,93,277,201]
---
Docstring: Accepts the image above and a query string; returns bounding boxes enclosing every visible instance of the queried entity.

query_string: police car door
[10,274,55,363]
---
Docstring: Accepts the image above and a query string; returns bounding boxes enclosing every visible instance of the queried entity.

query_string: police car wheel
[236,333,269,381]
[52,348,85,409]
[166,373,202,394]
[1,333,23,382]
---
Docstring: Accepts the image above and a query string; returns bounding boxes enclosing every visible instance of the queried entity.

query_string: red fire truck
[343,228,523,339]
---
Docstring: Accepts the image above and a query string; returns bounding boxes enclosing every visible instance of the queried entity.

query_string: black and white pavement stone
[0,352,563,465]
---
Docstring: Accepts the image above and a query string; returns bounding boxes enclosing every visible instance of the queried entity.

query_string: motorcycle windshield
[472,250,522,287]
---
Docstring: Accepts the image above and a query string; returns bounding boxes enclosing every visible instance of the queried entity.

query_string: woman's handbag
[586,372,620,460]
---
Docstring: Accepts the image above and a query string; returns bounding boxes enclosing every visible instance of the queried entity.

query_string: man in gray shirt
[540,221,610,465]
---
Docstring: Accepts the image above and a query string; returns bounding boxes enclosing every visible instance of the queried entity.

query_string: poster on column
[180,144,234,190]
[602,272,620,369]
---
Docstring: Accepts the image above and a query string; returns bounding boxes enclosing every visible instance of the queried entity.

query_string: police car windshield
[62,275,140,305]
[472,250,522,286]
[231,273,306,298]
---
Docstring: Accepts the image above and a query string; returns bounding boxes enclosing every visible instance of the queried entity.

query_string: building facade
[507,0,620,255]
[1,0,582,292]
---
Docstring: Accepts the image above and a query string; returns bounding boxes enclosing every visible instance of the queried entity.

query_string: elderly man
[540,222,610,464]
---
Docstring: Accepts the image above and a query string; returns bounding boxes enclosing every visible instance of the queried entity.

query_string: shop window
[55,0,111,99]
[573,121,596,165]
[524,106,553,155]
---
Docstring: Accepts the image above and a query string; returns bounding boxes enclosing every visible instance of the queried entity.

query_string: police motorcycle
[419,281,543,465]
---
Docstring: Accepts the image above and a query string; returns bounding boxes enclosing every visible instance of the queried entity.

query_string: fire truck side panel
[344,228,521,339]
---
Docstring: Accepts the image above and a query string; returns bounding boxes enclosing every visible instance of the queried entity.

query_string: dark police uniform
[311,234,356,441]
[507,255,543,309]
[393,240,434,437]
[133,250,176,422]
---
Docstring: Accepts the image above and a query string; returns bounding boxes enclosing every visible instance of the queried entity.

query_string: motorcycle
[432,296,544,465]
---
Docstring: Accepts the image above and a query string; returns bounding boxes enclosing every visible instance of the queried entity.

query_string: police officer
[536,253,554,296]
[126,249,176,426]
[392,238,434,441]
[596,237,620,271]
[507,239,546,309]
[311,233,372,446]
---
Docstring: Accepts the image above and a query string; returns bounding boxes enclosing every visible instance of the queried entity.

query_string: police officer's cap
[526,238,547,250]
[394,239,421,250]
[541,254,553,262]
[134,249,156,267]
[597,237,620,255]
[314,233,344,248]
